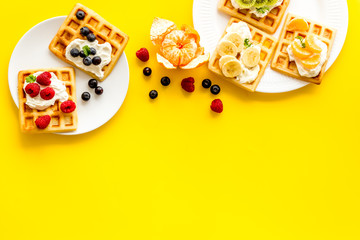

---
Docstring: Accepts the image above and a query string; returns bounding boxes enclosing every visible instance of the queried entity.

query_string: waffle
[18,68,78,133]
[208,18,278,92]
[49,3,129,81]
[218,0,290,34]
[270,13,337,84]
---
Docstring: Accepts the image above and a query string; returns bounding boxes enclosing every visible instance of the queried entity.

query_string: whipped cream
[287,37,328,78]
[65,39,112,80]
[231,0,283,18]
[23,72,68,110]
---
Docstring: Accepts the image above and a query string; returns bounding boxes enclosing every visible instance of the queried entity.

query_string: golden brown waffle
[18,68,78,133]
[208,18,278,92]
[49,3,129,81]
[218,0,290,34]
[270,13,337,84]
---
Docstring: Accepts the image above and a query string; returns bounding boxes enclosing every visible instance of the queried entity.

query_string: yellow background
[1,0,360,239]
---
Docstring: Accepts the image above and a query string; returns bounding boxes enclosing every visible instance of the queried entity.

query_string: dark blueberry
[210,84,221,95]
[92,56,102,65]
[79,50,86,58]
[202,79,212,88]
[87,33,96,42]
[80,27,90,36]
[76,10,85,20]
[161,76,170,86]
[88,79,98,89]
[95,86,103,95]
[83,57,92,66]
[149,90,158,99]
[70,48,80,57]
[90,47,96,55]
[81,92,91,101]
[143,67,152,76]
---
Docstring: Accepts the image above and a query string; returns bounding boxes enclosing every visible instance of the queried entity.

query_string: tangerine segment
[305,34,322,53]
[181,24,200,44]
[287,18,309,31]
[160,30,198,67]
[301,54,321,69]
[291,39,312,59]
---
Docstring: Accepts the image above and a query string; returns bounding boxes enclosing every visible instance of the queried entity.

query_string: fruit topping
[36,72,52,86]
[95,86,103,95]
[88,79,98,88]
[221,59,242,78]
[60,100,76,113]
[79,50,86,58]
[25,83,40,98]
[287,18,309,31]
[40,87,55,100]
[291,37,312,59]
[83,57,92,66]
[181,77,195,92]
[161,76,171,86]
[224,32,244,52]
[241,47,260,68]
[305,34,322,53]
[81,92,91,101]
[87,33,96,42]
[90,47,97,55]
[301,54,321,69]
[76,10,85,20]
[210,99,223,113]
[143,67,152,76]
[35,115,51,129]
[217,40,238,57]
[92,56,102,65]
[149,90,158,99]
[136,48,150,62]
[202,79,212,89]
[70,48,80,57]
[267,0,279,6]
[253,0,268,8]
[210,85,221,95]
[80,26,90,36]
[234,0,256,8]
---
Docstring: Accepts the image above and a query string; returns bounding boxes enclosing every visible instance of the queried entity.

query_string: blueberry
[79,50,86,58]
[149,90,158,99]
[92,56,102,65]
[80,27,90,36]
[143,67,152,76]
[76,10,85,20]
[90,47,96,55]
[161,76,170,86]
[202,79,212,88]
[88,79,98,89]
[81,92,91,101]
[95,86,103,95]
[83,57,92,66]
[70,48,80,57]
[87,33,96,42]
[210,85,221,95]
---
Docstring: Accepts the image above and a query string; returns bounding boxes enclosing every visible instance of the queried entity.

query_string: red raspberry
[136,48,150,62]
[25,83,40,98]
[181,77,195,92]
[60,100,76,113]
[35,115,51,129]
[36,72,52,86]
[40,87,55,100]
[210,99,223,113]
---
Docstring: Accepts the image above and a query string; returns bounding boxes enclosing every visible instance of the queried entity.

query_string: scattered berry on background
[70,48,80,57]
[35,115,51,129]
[80,26,90,36]
[92,56,102,65]
[81,92,91,101]
[143,67,152,76]
[149,90,158,99]
[60,100,77,113]
[210,84,221,95]
[88,79,98,89]
[161,76,171,86]
[36,72,52,86]
[90,47,96,55]
[79,50,86,58]
[87,33,96,42]
[76,10,85,20]
[181,77,195,92]
[210,99,223,113]
[83,57,92,66]
[25,83,40,98]
[202,79,212,88]
[95,86,103,95]
[40,87,55,100]
[136,48,150,62]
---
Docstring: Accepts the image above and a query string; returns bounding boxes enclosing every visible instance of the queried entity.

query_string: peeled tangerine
[301,54,321,69]
[150,17,209,69]
[305,34,322,53]
[287,18,309,31]
[291,39,312,60]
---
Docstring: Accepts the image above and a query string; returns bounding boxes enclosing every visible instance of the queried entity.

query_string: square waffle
[49,3,129,81]
[208,17,278,92]
[218,0,290,34]
[18,67,78,133]
[270,13,337,84]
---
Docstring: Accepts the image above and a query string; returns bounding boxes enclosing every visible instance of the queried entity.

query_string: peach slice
[291,39,312,59]
[287,18,309,31]
[301,54,321,69]
[305,34,322,53]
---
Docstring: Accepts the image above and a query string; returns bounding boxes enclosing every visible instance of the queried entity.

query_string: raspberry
[60,100,76,113]
[40,87,55,100]
[136,48,150,62]
[25,83,40,98]
[36,72,52,86]
[210,99,223,113]
[181,77,195,92]
[35,115,51,129]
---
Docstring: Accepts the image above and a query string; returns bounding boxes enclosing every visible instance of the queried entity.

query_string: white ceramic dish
[193,0,349,93]
[8,16,129,135]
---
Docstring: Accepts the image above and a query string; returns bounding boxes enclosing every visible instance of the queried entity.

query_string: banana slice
[241,47,260,68]
[219,55,237,69]
[224,32,244,52]
[221,59,242,78]
[217,40,238,57]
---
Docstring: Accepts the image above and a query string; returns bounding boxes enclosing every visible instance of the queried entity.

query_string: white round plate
[8,16,129,135]
[193,0,348,93]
